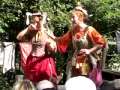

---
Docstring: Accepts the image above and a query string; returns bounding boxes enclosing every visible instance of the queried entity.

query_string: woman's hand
[80,49,91,55]
[46,39,57,52]
[28,23,40,31]
[79,45,101,55]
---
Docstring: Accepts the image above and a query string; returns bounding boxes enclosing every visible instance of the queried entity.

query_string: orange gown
[57,26,106,86]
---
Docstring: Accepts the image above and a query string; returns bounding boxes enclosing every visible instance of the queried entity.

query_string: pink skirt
[23,55,57,84]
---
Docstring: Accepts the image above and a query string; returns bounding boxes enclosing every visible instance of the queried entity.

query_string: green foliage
[80,0,120,35]
[0,70,12,90]
[0,0,76,41]
[105,43,120,72]
[107,53,120,72]
[0,0,40,41]
[0,0,119,39]
[0,0,119,35]
[35,0,76,36]
[0,0,120,86]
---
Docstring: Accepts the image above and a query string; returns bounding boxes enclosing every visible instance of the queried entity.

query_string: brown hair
[71,5,89,22]
[72,10,85,21]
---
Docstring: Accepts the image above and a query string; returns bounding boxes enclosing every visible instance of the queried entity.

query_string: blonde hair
[72,6,88,22]
[75,6,88,16]
[13,79,36,90]
[72,10,85,20]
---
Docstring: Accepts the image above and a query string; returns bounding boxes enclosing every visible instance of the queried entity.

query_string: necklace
[35,31,43,42]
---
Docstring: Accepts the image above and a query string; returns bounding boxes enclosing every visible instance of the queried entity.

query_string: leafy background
[0,0,120,89]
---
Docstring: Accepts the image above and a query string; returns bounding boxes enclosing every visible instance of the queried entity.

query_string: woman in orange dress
[17,12,57,85]
[57,6,107,87]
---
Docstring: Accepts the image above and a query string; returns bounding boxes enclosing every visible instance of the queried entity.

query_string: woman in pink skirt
[17,11,57,85]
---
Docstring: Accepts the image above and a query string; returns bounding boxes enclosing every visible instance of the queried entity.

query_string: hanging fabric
[0,42,15,73]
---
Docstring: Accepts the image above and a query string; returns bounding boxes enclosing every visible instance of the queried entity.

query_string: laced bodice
[72,30,88,52]
[31,31,49,57]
